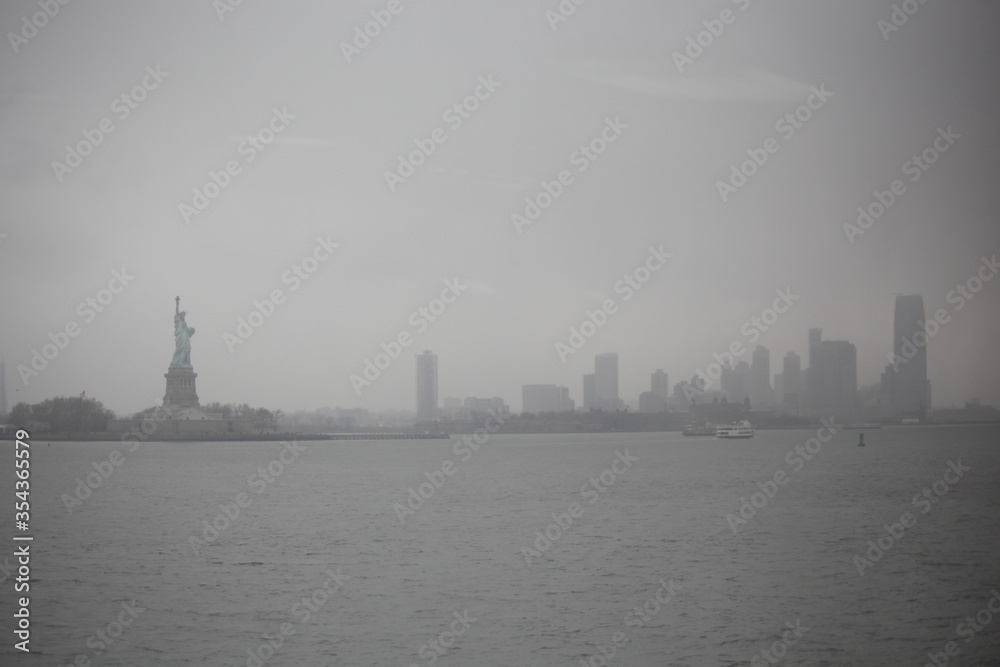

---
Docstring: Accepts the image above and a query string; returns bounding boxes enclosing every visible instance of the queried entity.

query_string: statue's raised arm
[170,296,196,368]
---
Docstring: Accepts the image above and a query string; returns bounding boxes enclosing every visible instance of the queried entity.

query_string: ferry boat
[716,420,754,439]
[682,424,717,436]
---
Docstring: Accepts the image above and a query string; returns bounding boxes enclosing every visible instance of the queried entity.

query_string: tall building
[722,361,750,403]
[782,351,801,415]
[0,356,6,418]
[582,374,596,411]
[415,350,438,421]
[522,385,574,414]
[893,294,931,418]
[640,369,669,413]
[750,346,771,406]
[651,369,669,400]
[593,353,623,410]
[806,329,858,423]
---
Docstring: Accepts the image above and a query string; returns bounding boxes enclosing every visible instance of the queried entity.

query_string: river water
[2,425,999,666]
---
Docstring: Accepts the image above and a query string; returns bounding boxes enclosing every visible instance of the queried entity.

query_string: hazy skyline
[2,0,999,416]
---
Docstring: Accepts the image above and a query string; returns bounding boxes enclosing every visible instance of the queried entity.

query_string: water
[2,425,999,666]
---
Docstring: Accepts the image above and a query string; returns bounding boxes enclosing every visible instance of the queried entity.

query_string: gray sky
[2,0,998,416]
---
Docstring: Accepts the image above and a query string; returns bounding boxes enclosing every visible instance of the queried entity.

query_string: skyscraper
[641,369,669,414]
[722,361,750,403]
[893,294,931,418]
[594,353,622,410]
[582,374,596,411]
[651,369,669,400]
[750,346,771,406]
[782,351,801,415]
[806,330,858,423]
[415,350,438,421]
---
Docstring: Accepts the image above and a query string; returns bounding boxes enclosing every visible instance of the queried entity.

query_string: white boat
[716,420,754,439]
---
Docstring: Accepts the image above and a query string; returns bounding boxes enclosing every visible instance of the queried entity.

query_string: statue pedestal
[164,367,200,408]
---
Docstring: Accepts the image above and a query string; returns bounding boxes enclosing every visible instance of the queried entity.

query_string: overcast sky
[2,0,998,416]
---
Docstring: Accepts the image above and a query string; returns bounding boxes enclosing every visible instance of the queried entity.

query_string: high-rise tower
[750,346,771,406]
[415,350,438,421]
[594,353,622,410]
[893,294,930,418]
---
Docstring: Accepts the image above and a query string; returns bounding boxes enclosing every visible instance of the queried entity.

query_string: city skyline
[4,290,996,418]
[2,2,998,417]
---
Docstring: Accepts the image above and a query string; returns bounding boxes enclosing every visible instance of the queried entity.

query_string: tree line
[6,397,115,436]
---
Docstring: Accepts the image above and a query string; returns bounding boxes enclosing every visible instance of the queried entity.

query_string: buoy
[858,433,865,447]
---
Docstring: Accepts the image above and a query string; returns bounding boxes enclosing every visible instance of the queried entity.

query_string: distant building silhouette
[415,350,438,421]
[806,329,858,423]
[782,351,801,415]
[722,360,750,403]
[651,369,669,400]
[892,294,931,419]
[593,353,623,410]
[641,369,670,413]
[750,346,771,406]
[582,373,596,410]
[522,385,574,414]
[463,396,509,417]
[442,396,510,420]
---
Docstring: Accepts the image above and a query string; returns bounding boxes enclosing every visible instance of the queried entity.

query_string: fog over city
[2,0,998,416]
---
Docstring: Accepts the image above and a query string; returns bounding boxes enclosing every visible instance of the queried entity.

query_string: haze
[2,0,998,416]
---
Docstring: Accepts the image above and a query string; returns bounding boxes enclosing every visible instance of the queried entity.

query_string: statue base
[164,367,200,408]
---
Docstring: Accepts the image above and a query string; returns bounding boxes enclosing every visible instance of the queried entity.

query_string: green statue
[170,296,195,368]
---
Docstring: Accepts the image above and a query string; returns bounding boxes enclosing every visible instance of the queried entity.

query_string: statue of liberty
[170,296,196,368]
